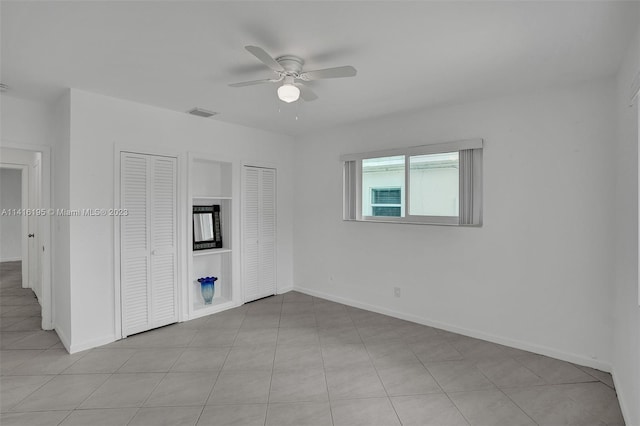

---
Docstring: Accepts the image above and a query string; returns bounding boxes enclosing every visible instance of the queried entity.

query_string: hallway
[0,261,59,349]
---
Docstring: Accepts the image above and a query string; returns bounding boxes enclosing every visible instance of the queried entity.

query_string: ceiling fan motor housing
[276,55,304,77]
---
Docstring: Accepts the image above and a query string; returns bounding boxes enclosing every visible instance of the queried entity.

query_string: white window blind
[343,160,358,220]
[459,148,483,225]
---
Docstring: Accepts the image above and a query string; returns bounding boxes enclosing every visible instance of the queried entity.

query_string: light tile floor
[0,260,625,425]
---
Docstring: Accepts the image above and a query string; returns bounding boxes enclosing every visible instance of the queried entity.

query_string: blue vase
[198,276,217,305]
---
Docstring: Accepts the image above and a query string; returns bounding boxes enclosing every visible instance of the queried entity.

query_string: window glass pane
[372,206,401,217]
[409,152,459,217]
[362,156,405,217]
[372,188,401,205]
[371,188,401,217]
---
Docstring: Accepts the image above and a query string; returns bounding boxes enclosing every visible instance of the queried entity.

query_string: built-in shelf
[192,296,230,310]
[193,196,232,200]
[187,152,235,320]
[193,248,232,256]
[190,297,235,319]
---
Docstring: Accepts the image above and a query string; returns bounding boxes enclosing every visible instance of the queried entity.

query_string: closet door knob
[151,249,157,255]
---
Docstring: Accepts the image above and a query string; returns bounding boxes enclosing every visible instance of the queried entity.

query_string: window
[371,187,402,217]
[342,139,483,225]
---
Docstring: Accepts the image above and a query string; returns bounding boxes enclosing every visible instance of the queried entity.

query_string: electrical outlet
[394,287,401,297]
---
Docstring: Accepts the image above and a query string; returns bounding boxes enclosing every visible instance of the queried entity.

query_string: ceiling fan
[229,45,357,103]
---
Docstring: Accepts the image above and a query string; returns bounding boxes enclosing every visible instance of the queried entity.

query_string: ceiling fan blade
[245,45,284,72]
[228,78,277,87]
[300,65,357,80]
[297,84,318,101]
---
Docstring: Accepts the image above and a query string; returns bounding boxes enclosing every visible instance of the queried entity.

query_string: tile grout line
[466,351,541,425]
[441,347,540,425]
[318,320,336,426]
[264,299,284,426]
[402,328,472,426]
[350,310,402,426]
[199,321,238,408]
[496,387,541,426]
[549,381,621,424]
[265,333,278,402]
[1,373,57,413]
[467,352,541,425]
[0,347,46,375]
[574,364,616,389]
[143,346,187,407]
[57,371,113,419]
[192,309,245,424]
[443,391,476,426]
[408,330,465,423]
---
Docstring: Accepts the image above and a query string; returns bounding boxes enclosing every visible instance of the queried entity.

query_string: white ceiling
[2,1,638,136]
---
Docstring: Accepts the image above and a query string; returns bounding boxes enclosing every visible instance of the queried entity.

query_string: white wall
[613,25,640,425]
[50,92,72,348]
[1,95,53,147]
[294,79,617,370]
[0,168,22,261]
[66,89,295,352]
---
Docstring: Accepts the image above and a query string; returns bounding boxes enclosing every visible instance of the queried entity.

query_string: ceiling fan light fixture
[277,83,300,103]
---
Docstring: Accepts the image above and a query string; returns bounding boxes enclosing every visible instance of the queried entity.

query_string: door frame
[0,143,53,330]
[241,162,278,303]
[113,144,183,340]
[29,157,42,298]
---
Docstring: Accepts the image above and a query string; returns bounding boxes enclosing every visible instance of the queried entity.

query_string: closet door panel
[243,167,260,301]
[150,157,178,325]
[243,166,276,303]
[150,253,176,324]
[259,169,276,296]
[122,257,149,334]
[121,154,151,335]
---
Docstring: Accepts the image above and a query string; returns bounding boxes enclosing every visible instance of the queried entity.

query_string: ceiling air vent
[188,107,217,118]
[0,83,9,92]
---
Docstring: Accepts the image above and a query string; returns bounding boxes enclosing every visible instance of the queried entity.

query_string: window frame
[342,139,483,226]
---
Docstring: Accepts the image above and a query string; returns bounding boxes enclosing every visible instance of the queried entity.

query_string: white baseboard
[69,334,116,354]
[54,326,71,353]
[55,323,117,354]
[41,318,54,331]
[294,285,612,372]
[0,257,21,262]
[611,367,636,426]
[277,286,294,294]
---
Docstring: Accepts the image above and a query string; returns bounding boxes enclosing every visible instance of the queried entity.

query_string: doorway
[0,145,52,330]
[0,166,27,286]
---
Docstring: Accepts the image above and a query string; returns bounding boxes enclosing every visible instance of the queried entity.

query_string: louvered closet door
[243,167,260,302]
[259,169,276,297]
[243,166,276,302]
[121,152,178,337]
[149,157,178,325]
[121,154,150,335]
